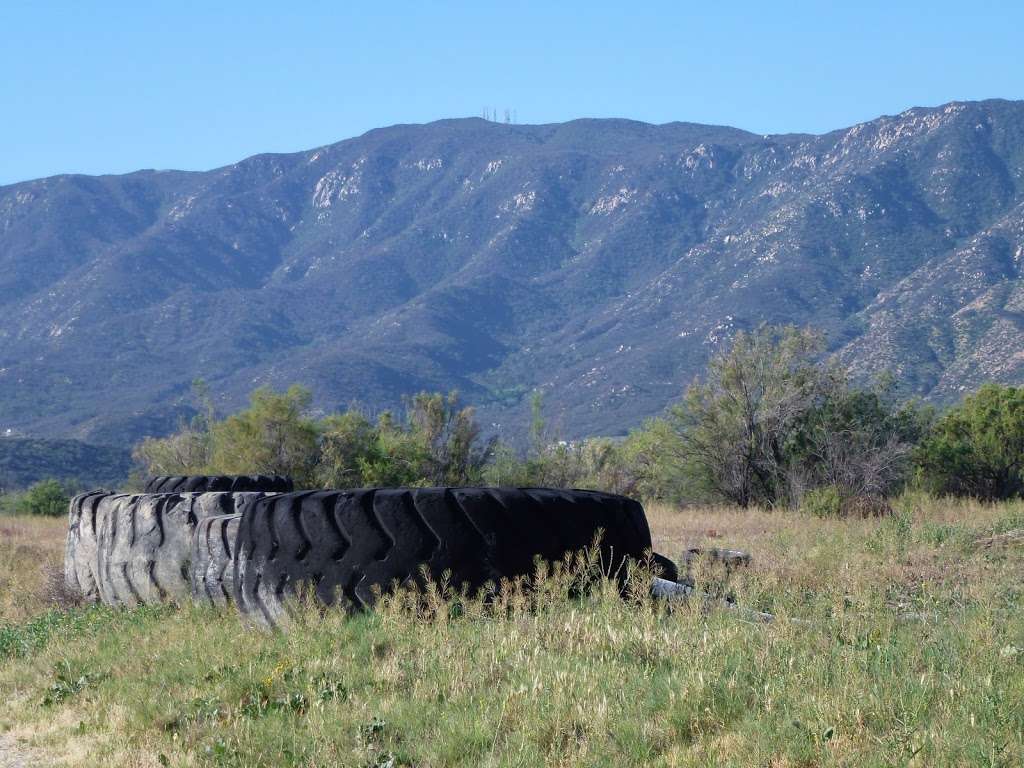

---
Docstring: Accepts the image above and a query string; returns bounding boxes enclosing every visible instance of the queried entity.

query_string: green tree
[405,391,492,485]
[786,380,930,505]
[483,391,575,488]
[356,411,429,487]
[133,427,211,477]
[482,393,631,493]
[630,327,924,509]
[668,325,835,507]
[317,392,491,488]
[208,385,320,486]
[915,383,1024,500]
[617,418,691,502]
[12,479,69,516]
[317,410,381,488]
[482,442,533,487]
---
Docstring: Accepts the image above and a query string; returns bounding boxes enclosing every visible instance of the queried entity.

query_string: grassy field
[1,497,1022,767]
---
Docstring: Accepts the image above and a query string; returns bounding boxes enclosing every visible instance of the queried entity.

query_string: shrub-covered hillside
[3,101,1024,444]
[133,326,1024,509]
[0,438,131,492]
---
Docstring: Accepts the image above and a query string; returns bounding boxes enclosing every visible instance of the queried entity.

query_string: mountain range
[2,99,1023,446]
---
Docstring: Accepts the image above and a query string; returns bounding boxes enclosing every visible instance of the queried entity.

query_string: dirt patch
[0,731,49,768]
[975,529,1024,548]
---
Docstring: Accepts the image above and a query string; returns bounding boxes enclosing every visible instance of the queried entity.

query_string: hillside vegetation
[3,101,1024,444]
[0,439,131,492]
[130,327,1024,513]
[1,497,1021,766]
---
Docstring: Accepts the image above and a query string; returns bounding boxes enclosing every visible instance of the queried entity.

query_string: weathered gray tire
[95,493,178,606]
[64,490,111,602]
[190,513,242,607]
[93,492,267,607]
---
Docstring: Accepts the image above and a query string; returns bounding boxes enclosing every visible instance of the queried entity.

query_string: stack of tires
[64,475,292,608]
[65,478,678,627]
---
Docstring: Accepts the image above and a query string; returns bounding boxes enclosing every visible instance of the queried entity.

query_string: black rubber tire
[93,492,268,607]
[233,487,656,627]
[144,475,294,494]
[652,552,679,583]
[190,513,242,607]
[64,490,112,602]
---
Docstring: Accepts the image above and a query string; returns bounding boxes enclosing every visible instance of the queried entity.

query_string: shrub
[209,385,321,486]
[643,326,923,508]
[664,325,839,507]
[786,380,930,505]
[135,385,493,490]
[801,485,843,518]
[132,427,210,477]
[481,394,634,493]
[915,383,1024,500]
[403,391,493,485]
[132,379,215,478]
[318,392,492,488]
[6,480,69,517]
[317,411,382,488]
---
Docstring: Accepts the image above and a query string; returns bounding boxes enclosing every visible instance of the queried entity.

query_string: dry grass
[647,494,1016,555]
[0,497,1021,767]
[0,515,72,623]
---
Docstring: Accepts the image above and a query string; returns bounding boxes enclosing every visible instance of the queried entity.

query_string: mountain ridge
[2,99,1023,444]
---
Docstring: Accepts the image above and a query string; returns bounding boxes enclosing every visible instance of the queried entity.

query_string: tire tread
[234,487,655,626]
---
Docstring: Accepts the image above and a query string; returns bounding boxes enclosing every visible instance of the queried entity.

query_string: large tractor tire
[143,475,294,494]
[234,487,663,627]
[92,492,267,607]
[190,513,242,607]
[64,490,111,602]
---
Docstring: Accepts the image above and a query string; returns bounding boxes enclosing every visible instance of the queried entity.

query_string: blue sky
[2,1,1022,185]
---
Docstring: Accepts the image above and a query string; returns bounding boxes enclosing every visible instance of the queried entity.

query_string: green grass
[1,499,1022,766]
